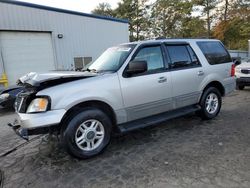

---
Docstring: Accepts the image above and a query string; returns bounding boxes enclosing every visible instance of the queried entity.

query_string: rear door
[164,43,204,109]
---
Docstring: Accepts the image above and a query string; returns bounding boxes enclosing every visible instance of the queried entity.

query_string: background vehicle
[235,58,250,90]
[9,39,236,159]
[0,86,24,110]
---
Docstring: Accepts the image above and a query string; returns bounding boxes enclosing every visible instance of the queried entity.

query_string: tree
[115,0,150,41]
[180,17,207,38]
[193,0,219,38]
[222,0,229,21]
[91,3,115,17]
[213,0,250,50]
[150,0,193,38]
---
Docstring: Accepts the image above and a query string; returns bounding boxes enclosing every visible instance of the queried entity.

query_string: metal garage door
[0,32,55,85]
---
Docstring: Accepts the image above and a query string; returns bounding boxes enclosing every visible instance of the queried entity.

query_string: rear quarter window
[197,41,232,65]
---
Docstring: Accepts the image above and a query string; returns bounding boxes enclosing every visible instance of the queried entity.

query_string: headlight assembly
[235,68,241,73]
[26,98,49,113]
[0,93,10,100]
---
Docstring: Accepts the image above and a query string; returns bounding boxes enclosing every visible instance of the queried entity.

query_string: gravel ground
[0,89,250,188]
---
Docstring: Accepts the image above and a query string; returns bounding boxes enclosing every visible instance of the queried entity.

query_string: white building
[0,0,129,85]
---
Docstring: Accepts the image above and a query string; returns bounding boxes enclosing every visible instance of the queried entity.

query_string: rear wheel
[61,108,112,159]
[198,87,222,120]
[237,85,244,90]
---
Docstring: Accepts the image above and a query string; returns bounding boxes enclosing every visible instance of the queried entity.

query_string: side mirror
[234,60,241,66]
[232,57,241,66]
[126,60,148,76]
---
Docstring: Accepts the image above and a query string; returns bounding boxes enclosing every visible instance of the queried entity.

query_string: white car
[235,58,250,90]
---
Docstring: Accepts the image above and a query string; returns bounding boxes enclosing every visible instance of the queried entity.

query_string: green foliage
[115,0,150,41]
[193,0,219,38]
[213,0,250,50]
[150,0,193,37]
[91,0,250,50]
[180,17,207,38]
[91,3,115,17]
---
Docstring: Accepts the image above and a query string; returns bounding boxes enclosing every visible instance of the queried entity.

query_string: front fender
[54,90,122,111]
[36,73,124,112]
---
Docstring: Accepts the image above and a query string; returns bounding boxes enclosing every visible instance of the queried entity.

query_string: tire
[237,85,244,90]
[197,87,222,120]
[61,108,112,159]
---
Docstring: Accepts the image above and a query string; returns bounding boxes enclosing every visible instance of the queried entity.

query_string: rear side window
[166,45,200,69]
[197,41,232,65]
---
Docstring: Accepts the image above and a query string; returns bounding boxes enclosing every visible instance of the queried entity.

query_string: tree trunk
[206,1,211,38]
[136,0,139,41]
[224,0,229,21]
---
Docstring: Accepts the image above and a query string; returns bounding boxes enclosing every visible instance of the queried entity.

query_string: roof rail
[155,36,167,40]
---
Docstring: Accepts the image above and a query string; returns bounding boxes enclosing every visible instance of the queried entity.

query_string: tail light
[231,64,235,77]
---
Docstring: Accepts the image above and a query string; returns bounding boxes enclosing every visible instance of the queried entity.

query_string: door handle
[158,77,167,83]
[197,70,204,76]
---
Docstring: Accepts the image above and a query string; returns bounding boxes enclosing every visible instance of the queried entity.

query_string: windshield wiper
[83,68,98,73]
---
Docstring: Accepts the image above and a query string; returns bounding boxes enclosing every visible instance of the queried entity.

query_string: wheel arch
[59,100,117,131]
[202,81,225,97]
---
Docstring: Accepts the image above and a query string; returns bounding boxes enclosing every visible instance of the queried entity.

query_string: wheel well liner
[203,81,225,96]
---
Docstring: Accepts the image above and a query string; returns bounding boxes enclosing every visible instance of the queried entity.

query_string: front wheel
[198,87,222,120]
[61,108,112,159]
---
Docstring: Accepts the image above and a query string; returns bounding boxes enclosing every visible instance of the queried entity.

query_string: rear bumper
[224,77,236,95]
[236,77,250,86]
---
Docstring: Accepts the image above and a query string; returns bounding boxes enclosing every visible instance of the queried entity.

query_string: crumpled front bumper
[8,120,29,140]
[17,109,66,129]
[8,109,66,140]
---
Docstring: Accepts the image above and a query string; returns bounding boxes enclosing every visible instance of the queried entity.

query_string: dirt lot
[0,89,250,188]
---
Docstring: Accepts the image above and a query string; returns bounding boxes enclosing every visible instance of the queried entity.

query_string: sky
[16,0,122,13]
[15,0,200,16]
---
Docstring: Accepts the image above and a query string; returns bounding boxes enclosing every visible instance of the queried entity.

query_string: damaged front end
[9,71,97,141]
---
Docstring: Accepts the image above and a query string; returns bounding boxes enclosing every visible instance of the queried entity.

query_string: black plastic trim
[236,77,250,86]
[118,105,201,133]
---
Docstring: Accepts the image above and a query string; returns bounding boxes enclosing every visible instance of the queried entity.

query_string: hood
[17,71,97,88]
[0,85,23,94]
[236,62,250,69]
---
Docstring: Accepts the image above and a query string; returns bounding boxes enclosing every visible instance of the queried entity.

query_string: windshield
[242,57,250,63]
[86,44,135,72]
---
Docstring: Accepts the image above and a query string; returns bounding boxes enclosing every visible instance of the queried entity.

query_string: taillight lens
[231,64,235,77]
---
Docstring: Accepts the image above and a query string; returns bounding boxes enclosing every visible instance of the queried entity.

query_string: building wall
[0,2,129,73]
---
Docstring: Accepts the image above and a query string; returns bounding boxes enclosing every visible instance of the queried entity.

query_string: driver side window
[132,46,165,73]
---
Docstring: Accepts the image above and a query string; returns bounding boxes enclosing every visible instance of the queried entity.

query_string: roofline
[0,0,129,24]
[120,38,220,45]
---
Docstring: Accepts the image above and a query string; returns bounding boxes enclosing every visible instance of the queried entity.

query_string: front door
[119,44,173,122]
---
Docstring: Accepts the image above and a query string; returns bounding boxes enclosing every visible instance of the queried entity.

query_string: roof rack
[155,36,166,40]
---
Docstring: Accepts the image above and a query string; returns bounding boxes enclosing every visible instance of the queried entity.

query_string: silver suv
[9,39,236,159]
